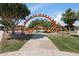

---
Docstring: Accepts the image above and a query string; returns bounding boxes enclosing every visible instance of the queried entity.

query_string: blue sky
[19,3,79,27]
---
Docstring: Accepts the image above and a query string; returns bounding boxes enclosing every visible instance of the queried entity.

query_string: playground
[0,3,79,56]
[0,13,79,56]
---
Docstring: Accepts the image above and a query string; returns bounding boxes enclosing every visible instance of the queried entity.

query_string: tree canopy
[28,18,52,28]
[76,10,79,20]
[0,3,30,34]
[61,8,76,26]
[61,8,79,30]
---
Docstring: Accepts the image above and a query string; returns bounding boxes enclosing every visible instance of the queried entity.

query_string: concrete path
[16,34,59,56]
[0,34,79,56]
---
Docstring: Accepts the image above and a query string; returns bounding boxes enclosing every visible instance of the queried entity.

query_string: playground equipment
[23,13,68,33]
[24,24,51,33]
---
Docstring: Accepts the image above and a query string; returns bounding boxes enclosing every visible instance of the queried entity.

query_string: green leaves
[28,19,52,28]
[61,8,76,25]
[76,10,79,20]
[0,3,30,34]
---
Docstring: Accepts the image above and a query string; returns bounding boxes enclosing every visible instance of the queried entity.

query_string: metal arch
[22,13,63,33]
[24,13,55,26]
[21,13,69,33]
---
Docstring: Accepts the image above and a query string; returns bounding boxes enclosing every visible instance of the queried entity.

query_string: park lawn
[0,39,27,53]
[0,34,34,53]
[48,33,79,53]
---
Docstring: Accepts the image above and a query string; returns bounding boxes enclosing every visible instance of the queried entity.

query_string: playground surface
[0,33,79,56]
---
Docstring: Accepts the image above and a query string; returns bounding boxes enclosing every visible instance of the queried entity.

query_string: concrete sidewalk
[17,34,59,56]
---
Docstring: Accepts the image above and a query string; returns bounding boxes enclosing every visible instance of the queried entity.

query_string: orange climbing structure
[23,13,68,33]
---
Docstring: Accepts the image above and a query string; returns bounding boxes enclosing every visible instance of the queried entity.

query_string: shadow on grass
[71,35,79,37]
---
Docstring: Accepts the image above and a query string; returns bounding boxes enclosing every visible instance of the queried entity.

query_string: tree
[28,18,52,28]
[76,10,79,20]
[0,3,30,34]
[0,18,11,32]
[43,20,52,28]
[61,8,76,30]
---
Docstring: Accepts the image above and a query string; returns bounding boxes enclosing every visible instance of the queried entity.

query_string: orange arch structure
[23,13,65,33]
[24,13,56,26]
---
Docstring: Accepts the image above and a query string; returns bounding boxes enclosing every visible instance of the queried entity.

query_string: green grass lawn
[0,39,27,53]
[48,33,79,53]
[0,34,34,53]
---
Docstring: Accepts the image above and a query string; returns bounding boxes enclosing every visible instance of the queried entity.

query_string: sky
[18,3,79,27]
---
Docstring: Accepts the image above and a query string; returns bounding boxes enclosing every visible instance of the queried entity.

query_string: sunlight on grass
[48,33,79,53]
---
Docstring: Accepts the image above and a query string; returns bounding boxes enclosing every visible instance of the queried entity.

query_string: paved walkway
[0,34,79,56]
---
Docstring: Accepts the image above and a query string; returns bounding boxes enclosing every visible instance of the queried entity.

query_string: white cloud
[73,21,79,27]
[54,13,66,26]
[54,14,62,23]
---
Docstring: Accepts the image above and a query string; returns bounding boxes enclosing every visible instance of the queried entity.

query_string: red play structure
[22,13,68,33]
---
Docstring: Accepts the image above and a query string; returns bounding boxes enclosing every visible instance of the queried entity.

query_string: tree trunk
[11,25,15,35]
[4,27,8,33]
[68,25,71,31]
[68,24,73,31]
[21,26,25,35]
[12,28,15,35]
[6,27,8,33]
